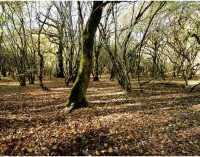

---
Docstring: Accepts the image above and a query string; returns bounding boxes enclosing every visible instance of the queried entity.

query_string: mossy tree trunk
[66,1,103,111]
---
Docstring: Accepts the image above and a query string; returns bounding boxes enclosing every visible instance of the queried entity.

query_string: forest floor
[0,76,199,155]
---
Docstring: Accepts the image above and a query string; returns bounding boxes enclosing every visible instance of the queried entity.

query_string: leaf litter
[0,77,199,155]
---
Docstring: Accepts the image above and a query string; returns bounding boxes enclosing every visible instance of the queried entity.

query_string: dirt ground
[0,76,199,155]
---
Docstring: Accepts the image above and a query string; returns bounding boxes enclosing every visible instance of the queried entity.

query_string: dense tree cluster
[0,1,200,109]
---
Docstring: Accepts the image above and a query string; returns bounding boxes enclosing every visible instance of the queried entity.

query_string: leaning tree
[66,1,105,112]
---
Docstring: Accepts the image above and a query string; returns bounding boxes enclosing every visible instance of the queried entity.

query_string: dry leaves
[0,77,199,155]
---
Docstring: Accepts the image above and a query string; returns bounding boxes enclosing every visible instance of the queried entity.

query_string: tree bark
[66,1,104,112]
[1,68,6,77]
[18,75,26,86]
[36,4,52,90]
[56,24,65,78]
[56,42,64,78]
[93,44,101,81]
[28,73,35,84]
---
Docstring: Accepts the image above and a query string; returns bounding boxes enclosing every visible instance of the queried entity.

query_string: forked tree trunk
[66,1,103,112]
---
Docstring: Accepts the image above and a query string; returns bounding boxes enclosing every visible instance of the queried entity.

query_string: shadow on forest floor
[0,77,199,155]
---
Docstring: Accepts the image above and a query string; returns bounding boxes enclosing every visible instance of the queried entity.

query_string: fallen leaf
[26,147,34,153]
[108,147,113,153]
[52,145,57,150]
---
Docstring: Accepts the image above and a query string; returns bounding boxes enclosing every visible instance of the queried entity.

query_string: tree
[66,1,104,112]
[26,2,36,84]
[64,1,81,85]
[93,37,102,81]
[36,2,52,90]
[40,1,66,78]
[163,9,200,86]
[0,3,6,78]
[3,2,28,86]
[144,26,167,79]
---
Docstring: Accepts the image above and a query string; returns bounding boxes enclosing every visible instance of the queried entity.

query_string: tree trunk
[18,49,27,86]
[56,31,65,78]
[38,35,48,90]
[28,73,35,84]
[36,5,52,91]
[56,46,64,78]
[93,44,101,81]
[66,1,103,112]
[173,65,176,77]
[110,65,115,80]
[19,76,26,86]
[1,68,6,77]
[65,46,74,85]
[182,70,188,86]
[17,74,26,86]
[152,55,157,78]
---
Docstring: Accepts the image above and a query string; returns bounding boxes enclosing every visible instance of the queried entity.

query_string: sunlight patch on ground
[0,82,19,86]
[89,91,124,97]
[97,112,141,124]
[177,126,200,137]
[94,103,142,110]
[188,80,200,85]
[51,87,71,91]
[28,91,49,96]
[27,91,66,97]
[27,103,65,112]
[88,87,118,91]
[150,93,193,100]
[1,110,61,121]
[188,104,200,111]
[50,91,65,95]
[96,111,173,130]
[90,98,127,104]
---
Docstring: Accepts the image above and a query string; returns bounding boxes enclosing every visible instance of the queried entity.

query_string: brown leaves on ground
[0,76,199,155]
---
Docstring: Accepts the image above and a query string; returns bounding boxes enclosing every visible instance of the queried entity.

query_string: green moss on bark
[66,1,103,112]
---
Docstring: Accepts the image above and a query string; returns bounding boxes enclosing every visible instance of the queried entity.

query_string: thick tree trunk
[66,1,103,112]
